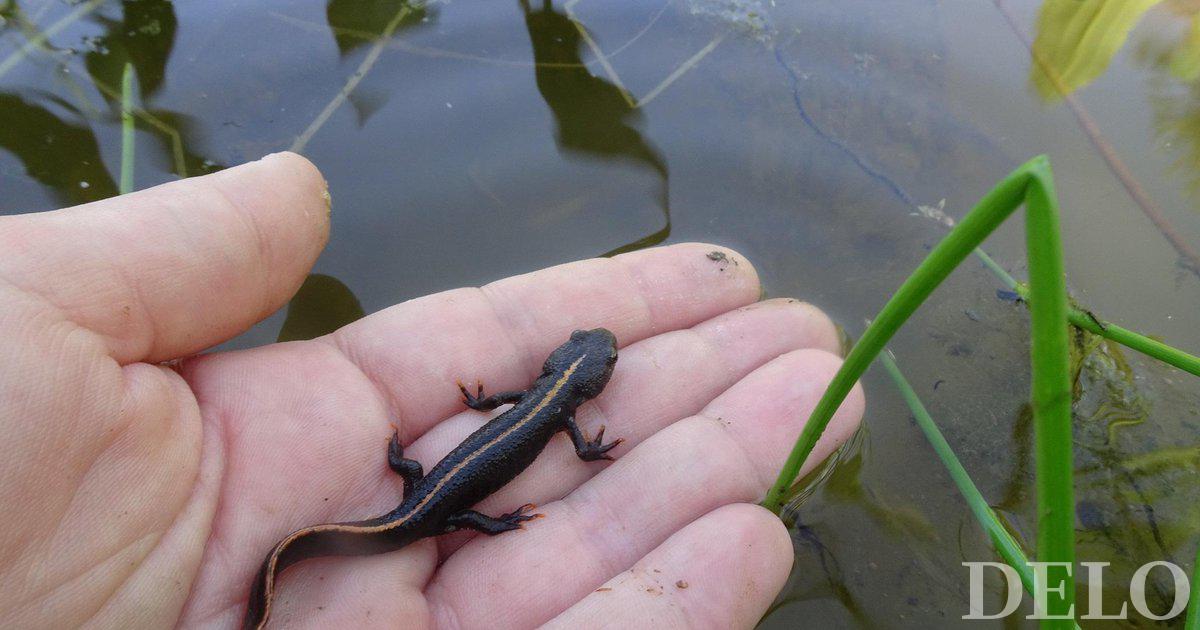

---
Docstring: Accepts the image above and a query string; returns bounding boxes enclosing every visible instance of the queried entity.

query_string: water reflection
[325,0,433,57]
[518,0,670,256]
[277,274,365,342]
[1028,0,1200,98]
[764,523,869,627]
[1006,0,1200,276]
[1141,16,1200,196]
[138,108,224,178]
[1029,0,1159,100]
[321,0,435,129]
[0,92,116,205]
[1159,3,1200,80]
[77,1,223,179]
[0,0,219,202]
[83,0,177,104]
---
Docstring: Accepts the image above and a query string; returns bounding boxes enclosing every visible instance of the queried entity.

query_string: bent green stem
[764,155,1075,625]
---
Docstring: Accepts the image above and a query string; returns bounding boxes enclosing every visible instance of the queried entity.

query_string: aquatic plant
[120,63,135,195]
[765,156,1200,626]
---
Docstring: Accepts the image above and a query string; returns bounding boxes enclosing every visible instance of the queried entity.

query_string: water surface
[2,0,1199,626]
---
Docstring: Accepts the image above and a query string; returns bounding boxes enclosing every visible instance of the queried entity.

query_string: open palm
[0,153,863,629]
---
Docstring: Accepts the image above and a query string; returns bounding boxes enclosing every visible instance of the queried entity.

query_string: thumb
[0,151,330,363]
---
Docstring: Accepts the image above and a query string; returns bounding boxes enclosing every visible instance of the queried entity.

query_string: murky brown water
[2,0,1199,626]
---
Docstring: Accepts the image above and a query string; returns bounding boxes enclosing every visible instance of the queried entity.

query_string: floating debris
[687,0,772,42]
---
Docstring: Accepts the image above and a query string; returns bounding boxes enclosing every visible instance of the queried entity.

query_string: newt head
[543,328,619,400]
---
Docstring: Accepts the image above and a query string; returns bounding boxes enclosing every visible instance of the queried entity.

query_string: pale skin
[0,152,864,629]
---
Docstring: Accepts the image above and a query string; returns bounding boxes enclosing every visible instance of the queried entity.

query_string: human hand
[0,153,864,628]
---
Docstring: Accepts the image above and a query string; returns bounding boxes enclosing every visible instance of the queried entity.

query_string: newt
[244,328,622,629]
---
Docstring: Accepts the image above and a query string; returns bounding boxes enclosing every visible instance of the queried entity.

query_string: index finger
[325,243,759,443]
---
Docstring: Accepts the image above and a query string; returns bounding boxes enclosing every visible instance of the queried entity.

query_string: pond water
[2,0,1200,626]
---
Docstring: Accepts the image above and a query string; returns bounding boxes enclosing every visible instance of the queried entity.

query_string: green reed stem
[975,249,1200,377]
[120,63,135,195]
[1065,312,1200,376]
[881,350,1086,628]
[1022,162,1074,625]
[763,155,1075,626]
[764,155,1029,506]
[879,351,1036,592]
[1187,542,1200,630]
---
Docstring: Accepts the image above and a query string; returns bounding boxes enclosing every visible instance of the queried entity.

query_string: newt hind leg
[387,431,423,496]
[457,380,526,411]
[445,504,543,534]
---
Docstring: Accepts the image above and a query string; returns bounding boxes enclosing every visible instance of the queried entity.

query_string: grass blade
[1188,542,1200,630]
[878,351,1036,593]
[881,350,1087,628]
[120,63,135,195]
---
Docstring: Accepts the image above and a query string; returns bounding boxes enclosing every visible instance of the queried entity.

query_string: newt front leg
[457,381,526,411]
[564,415,623,461]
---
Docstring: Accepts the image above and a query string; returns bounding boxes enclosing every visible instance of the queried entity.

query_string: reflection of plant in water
[325,0,434,57]
[277,274,365,342]
[0,92,116,205]
[994,404,1034,515]
[0,0,222,199]
[518,0,670,256]
[0,0,105,80]
[289,0,434,152]
[0,1,63,57]
[142,109,223,177]
[762,521,870,627]
[1119,2,1200,199]
[1167,12,1200,79]
[995,0,1200,277]
[819,446,940,545]
[319,0,436,128]
[1029,0,1162,100]
[1146,74,1200,194]
[83,0,176,104]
